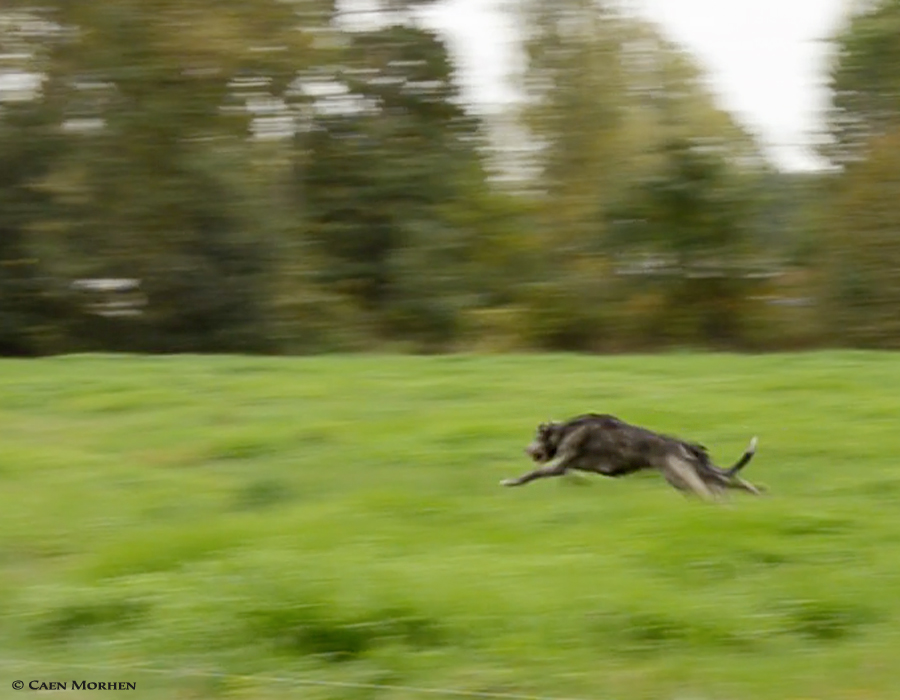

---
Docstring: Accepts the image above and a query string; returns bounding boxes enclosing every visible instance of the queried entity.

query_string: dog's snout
[525,441,546,462]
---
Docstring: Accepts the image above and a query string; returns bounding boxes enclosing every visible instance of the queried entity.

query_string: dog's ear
[536,421,552,434]
[542,421,563,443]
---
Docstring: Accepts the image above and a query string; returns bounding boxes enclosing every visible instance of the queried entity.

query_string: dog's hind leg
[500,458,569,487]
[661,457,721,502]
[726,475,766,496]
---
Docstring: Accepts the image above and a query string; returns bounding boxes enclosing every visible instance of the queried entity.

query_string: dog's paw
[500,478,517,487]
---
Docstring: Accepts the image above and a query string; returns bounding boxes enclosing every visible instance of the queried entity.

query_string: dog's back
[557,414,675,477]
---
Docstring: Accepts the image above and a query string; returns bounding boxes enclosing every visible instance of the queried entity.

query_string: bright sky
[423,0,850,171]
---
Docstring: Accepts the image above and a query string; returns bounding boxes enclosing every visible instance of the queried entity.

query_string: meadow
[2,351,900,699]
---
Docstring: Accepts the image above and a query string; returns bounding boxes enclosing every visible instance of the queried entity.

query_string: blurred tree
[608,137,759,345]
[611,138,751,261]
[0,102,73,356]
[21,0,334,352]
[0,0,800,354]
[513,1,769,349]
[0,7,73,355]
[824,0,900,166]
[296,23,488,347]
[819,1,900,347]
[518,0,624,251]
[821,128,900,347]
[519,3,763,250]
[752,169,832,263]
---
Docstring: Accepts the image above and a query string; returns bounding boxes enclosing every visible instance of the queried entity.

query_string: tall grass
[2,351,899,698]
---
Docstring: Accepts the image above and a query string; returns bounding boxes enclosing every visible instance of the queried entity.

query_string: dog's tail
[724,436,757,477]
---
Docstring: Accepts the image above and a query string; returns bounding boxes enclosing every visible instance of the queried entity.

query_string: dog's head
[525,420,563,463]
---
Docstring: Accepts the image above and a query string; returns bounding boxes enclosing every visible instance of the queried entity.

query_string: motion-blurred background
[0,0,896,357]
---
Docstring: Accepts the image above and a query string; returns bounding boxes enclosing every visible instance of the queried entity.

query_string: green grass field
[2,351,900,699]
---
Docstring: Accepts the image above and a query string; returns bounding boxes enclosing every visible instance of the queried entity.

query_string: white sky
[423,0,850,171]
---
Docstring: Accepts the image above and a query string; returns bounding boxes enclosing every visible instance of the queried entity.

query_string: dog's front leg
[500,458,568,487]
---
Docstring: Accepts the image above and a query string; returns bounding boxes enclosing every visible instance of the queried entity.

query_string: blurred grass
[2,351,900,699]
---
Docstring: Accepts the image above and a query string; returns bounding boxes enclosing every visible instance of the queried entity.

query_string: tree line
[1,0,899,356]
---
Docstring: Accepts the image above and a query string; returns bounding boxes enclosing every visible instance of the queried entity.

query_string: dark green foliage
[233,477,296,511]
[773,599,878,642]
[818,2,900,347]
[825,0,900,166]
[607,138,762,347]
[244,603,447,661]
[0,0,897,354]
[0,104,74,355]
[140,150,277,354]
[819,129,900,348]
[298,23,483,335]
[611,137,750,257]
[33,596,149,643]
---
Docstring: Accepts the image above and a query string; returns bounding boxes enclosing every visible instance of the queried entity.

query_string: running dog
[501,413,762,501]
